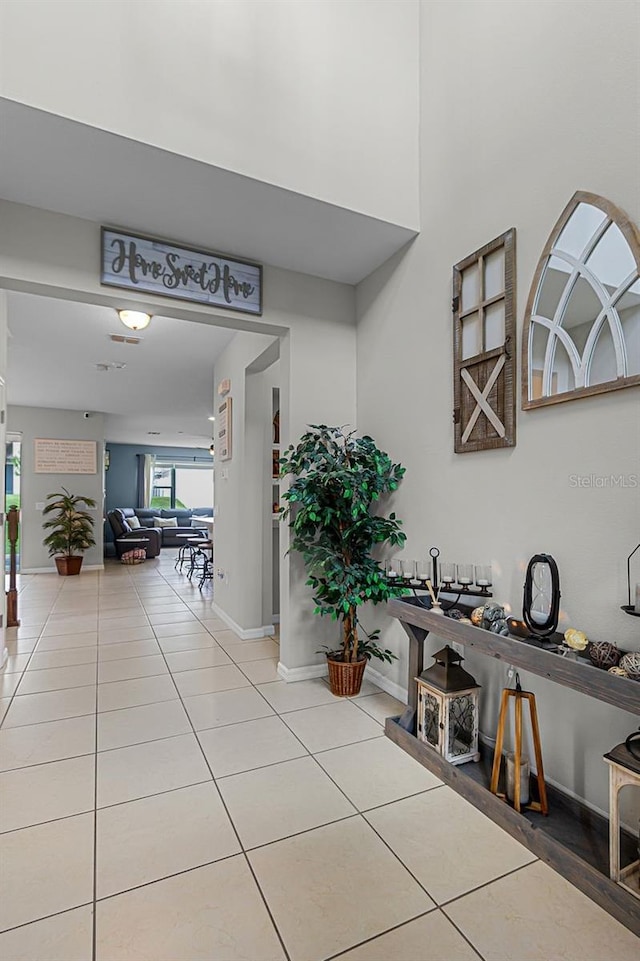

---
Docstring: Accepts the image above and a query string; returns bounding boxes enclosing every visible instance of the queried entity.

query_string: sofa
[107,509,162,559]
[110,507,211,551]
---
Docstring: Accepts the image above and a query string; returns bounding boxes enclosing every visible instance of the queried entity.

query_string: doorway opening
[5,434,21,573]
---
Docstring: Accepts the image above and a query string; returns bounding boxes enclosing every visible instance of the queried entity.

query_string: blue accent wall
[104,444,212,548]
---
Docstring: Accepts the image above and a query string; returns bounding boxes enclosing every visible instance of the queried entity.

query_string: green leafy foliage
[42,488,97,558]
[279,425,407,663]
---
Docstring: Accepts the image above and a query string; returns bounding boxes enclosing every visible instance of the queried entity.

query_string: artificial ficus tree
[279,425,407,663]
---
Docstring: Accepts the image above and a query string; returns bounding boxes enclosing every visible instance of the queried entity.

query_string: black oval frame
[523,553,561,638]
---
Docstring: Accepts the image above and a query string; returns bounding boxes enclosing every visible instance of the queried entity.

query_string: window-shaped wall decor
[522,191,640,408]
[453,229,516,453]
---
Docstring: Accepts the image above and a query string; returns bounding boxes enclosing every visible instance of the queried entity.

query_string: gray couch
[117,507,211,549]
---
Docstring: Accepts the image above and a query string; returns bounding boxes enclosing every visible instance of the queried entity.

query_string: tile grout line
[132,572,295,961]
[321,908,439,961]
[91,621,99,961]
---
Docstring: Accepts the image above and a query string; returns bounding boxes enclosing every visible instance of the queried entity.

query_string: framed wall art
[452,228,516,453]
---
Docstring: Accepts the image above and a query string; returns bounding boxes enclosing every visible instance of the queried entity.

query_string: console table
[385,596,640,935]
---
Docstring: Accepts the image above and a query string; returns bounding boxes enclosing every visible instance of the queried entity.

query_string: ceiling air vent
[96,362,126,372]
[109,334,141,345]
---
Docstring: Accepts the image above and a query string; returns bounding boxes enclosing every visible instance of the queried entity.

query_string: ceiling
[0,98,417,286]
[6,291,239,448]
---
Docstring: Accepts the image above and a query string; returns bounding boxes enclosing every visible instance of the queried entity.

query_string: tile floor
[0,555,638,961]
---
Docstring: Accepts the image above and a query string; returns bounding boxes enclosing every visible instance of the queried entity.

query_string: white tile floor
[0,555,638,961]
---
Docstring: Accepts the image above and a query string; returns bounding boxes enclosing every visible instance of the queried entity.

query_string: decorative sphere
[588,641,621,670]
[608,666,629,678]
[471,606,485,626]
[446,608,465,620]
[619,652,640,679]
[564,628,588,651]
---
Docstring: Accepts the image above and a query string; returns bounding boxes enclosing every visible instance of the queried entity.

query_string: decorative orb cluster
[609,666,629,678]
[619,652,640,679]
[588,641,621,670]
[471,606,485,626]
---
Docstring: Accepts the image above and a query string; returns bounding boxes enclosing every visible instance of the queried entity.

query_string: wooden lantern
[416,645,480,765]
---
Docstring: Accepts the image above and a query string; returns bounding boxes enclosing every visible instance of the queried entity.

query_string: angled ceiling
[0,98,417,286]
[6,291,240,448]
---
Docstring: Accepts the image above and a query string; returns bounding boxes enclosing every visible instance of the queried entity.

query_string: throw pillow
[128,516,141,529]
[154,516,178,528]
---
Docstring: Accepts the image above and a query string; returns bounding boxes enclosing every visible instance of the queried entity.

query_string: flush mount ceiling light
[117,309,151,331]
[208,416,216,422]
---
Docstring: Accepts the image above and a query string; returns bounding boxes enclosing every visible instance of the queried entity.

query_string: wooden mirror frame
[522,191,640,409]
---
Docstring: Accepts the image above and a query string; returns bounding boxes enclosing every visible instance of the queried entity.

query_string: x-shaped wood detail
[460,354,506,444]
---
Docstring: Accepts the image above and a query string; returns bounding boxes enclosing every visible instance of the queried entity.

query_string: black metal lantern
[621,543,640,617]
[416,646,480,765]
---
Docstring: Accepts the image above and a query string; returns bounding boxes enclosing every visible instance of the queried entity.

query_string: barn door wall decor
[453,229,516,453]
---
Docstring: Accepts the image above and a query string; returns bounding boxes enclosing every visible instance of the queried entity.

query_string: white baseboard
[20,564,104,574]
[364,664,408,702]
[277,661,328,682]
[210,602,274,640]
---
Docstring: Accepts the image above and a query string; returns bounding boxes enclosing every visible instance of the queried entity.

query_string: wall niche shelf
[386,596,640,936]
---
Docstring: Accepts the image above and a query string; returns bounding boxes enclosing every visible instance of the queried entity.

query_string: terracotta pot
[54,555,83,576]
[326,654,367,697]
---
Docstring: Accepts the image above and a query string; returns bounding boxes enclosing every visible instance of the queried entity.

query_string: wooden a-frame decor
[453,229,516,453]
[522,191,640,409]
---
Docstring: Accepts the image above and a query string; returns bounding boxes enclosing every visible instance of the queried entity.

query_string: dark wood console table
[385,596,640,935]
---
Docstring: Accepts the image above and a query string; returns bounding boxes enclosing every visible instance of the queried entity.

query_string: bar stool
[198,540,214,590]
[186,537,212,582]
[175,532,200,572]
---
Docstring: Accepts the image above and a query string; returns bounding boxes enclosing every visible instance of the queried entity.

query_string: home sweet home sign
[101,228,262,316]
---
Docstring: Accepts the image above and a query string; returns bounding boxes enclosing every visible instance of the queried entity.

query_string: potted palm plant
[279,425,407,696]
[42,487,97,575]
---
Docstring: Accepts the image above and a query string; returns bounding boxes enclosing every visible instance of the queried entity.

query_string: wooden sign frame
[101,227,262,316]
[452,229,517,453]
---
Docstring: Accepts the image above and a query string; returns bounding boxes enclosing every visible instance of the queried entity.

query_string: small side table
[604,742,640,900]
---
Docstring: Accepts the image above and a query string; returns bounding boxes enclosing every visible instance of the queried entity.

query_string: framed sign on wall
[217,398,232,461]
[34,439,98,474]
[101,228,262,316]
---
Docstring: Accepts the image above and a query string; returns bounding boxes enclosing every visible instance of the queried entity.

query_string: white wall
[212,331,279,633]
[0,0,419,229]
[0,293,7,668]
[210,272,358,656]
[8,405,105,571]
[356,0,640,816]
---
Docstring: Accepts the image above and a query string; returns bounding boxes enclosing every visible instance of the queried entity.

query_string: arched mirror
[522,191,640,408]
[523,554,560,638]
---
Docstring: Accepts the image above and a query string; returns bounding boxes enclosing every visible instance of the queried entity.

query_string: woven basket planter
[326,655,367,697]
